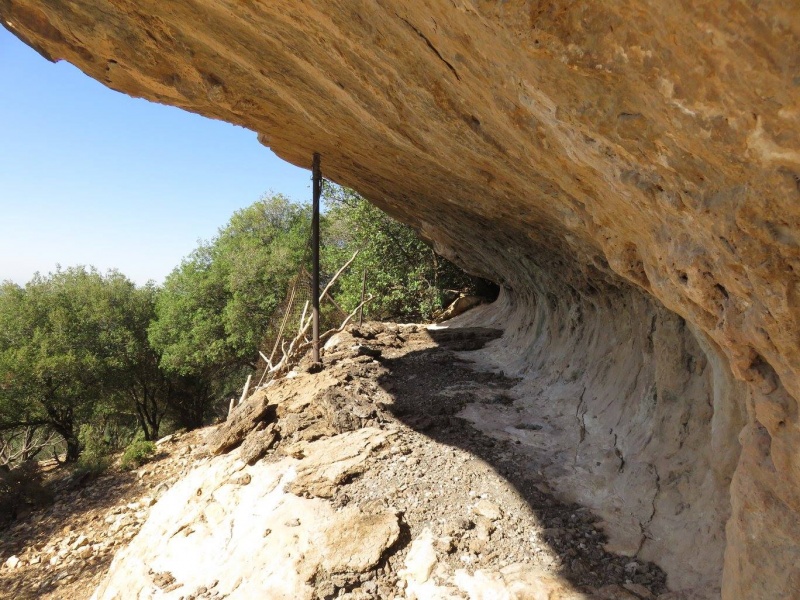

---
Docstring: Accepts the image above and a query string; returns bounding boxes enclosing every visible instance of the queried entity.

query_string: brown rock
[208,389,275,454]
[239,423,278,466]
[472,499,503,521]
[289,428,393,498]
[317,507,399,575]
[624,583,655,599]
[5,3,800,599]
[597,584,645,600]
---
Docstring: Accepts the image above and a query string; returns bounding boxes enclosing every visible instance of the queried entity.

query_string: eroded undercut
[3,1,799,597]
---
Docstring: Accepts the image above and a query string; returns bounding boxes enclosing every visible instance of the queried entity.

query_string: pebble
[472,499,503,521]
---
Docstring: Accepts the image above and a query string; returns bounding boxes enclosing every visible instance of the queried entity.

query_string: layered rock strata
[2,2,799,598]
[451,289,747,597]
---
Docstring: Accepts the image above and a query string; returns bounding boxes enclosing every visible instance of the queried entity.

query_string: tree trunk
[64,434,81,462]
[51,422,80,462]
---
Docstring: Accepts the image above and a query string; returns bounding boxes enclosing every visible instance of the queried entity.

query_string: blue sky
[0,26,310,285]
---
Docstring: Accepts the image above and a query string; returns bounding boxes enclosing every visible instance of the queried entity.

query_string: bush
[75,424,111,477]
[120,440,156,470]
[0,462,52,527]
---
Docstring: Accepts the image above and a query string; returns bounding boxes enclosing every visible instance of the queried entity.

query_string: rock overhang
[2,2,800,598]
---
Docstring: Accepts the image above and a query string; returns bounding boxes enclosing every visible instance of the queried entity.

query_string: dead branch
[319,250,359,303]
[0,427,59,468]
[253,250,362,386]
[273,294,374,377]
[297,300,310,337]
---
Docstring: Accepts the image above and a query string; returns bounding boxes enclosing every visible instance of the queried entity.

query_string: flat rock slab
[208,389,274,455]
[288,427,395,498]
[317,506,400,575]
[239,423,278,465]
[91,453,399,600]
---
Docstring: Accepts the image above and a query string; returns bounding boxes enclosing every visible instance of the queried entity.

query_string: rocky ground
[0,429,213,599]
[2,323,679,599]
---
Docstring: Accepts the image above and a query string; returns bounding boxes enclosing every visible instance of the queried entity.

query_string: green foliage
[322,184,480,321]
[0,187,489,474]
[148,194,310,426]
[150,194,309,376]
[75,423,111,476]
[0,267,179,459]
[120,439,156,470]
[0,267,138,460]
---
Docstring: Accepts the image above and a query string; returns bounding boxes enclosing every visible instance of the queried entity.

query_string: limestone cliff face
[1,2,798,598]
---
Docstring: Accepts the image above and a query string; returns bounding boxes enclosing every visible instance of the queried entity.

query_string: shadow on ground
[376,326,667,596]
[0,463,147,598]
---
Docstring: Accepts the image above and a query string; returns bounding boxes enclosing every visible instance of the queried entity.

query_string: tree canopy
[0,268,146,460]
[322,184,480,321]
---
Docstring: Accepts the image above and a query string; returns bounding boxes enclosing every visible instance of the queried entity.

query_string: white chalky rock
[401,528,438,584]
[91,429,399,600]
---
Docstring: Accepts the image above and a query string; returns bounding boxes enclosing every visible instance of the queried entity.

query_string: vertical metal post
[359,268,367,325]
[311,153,321,364]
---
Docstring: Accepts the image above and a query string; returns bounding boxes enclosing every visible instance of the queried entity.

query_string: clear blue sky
[0,26,310,285]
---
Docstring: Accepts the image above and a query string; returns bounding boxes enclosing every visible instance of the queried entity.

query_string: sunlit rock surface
[2,2,799,598]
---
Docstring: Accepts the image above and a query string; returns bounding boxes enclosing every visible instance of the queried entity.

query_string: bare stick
[238,374,252,406]
[259,251,363,381]
[298,300,310,336]
[319,250,359,303]
[256,351,274,388]
[291,295,375,364]
[323,290,346,315]
[268,278,298,364]
[259,351,273,369]
[0,426,59,468]
[359,268,367,325]
[289,250,360,358]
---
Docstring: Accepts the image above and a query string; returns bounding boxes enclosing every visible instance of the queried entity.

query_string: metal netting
[253,266,348,387]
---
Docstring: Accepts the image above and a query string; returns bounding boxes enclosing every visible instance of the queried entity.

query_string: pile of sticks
[258,251,370,379]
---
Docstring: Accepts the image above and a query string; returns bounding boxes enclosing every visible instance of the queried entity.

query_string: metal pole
[311,153,321,364]
[359,268,367,325]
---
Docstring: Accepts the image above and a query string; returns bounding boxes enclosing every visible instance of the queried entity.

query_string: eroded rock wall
[452,284,748,597]
[2,2,799,597]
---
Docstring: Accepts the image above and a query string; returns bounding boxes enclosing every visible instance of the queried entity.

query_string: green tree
[148,194,310,427]
[103,282,176,441]
[322,184,482,321]
[0,268,127,461]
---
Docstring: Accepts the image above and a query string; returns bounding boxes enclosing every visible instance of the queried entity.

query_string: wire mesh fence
[253,266,349,388]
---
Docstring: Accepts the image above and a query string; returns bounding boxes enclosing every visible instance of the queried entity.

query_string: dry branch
[0,427,59,468]
[257,251,361,380]
[272,293,374,379]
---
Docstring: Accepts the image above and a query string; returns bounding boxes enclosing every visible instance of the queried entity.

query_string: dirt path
[334,324,667,599]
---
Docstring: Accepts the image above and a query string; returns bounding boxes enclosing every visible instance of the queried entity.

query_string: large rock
[288,427,395,498]
[90,451,400,600]
[2,2,799,598]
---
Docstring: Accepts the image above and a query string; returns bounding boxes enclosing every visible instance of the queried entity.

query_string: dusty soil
[0,428,214,600]
[315,324,667,599]
[2,323,668,599]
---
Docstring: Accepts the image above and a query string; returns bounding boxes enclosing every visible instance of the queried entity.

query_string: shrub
[0,462,52,527]
[120,440,156,470]
[75,424,111,477]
